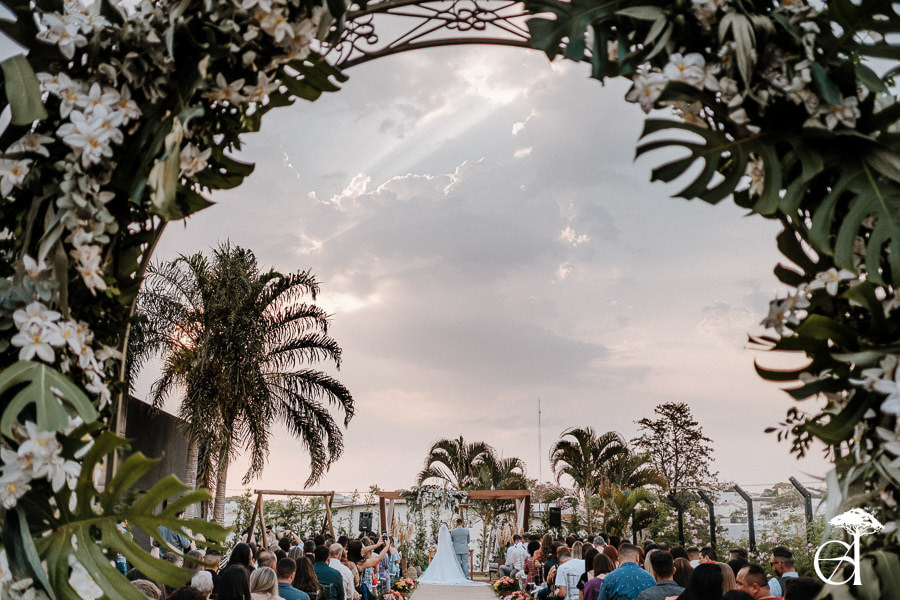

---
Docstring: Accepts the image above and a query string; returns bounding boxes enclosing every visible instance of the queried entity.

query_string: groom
[450,518,470,579]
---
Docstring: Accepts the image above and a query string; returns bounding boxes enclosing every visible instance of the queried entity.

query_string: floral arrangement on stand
[391,576,417,596]
[498,591,531,600]
[381,590,405,600]
[492,576,519,595]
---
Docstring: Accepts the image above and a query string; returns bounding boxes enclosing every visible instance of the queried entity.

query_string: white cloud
[514,146,533,158]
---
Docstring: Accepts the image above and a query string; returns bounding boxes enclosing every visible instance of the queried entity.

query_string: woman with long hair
[571,541,583,560]
[677,563,723,600]
[537,534,554,563]
[581,553,614,600]
[218,566,252,600]
[348,537,390,600]
[718,563,736,594]
[577,547,599,600]
[673,558,693,588]
[291,552,322,600]
[249,567,279,600]
[601,545,618,569]
[226,544,255,573]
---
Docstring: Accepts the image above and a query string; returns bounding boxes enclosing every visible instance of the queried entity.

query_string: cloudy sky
[134,44,832,497]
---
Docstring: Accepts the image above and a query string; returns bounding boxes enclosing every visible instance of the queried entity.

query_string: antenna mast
[538,397,542,482]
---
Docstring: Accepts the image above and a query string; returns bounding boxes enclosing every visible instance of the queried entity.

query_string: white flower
[259,8,294,43]
[10,132,55,157]
[76,344,96,371]
[760,298,799,335]
[36,13,87,59]
[625,72,667,113]
[179,143,211,177]
[203,73,247,104]
[58,320,86,353]
[0,470,30,509]
[22,255,48,281]
[76,82,120,116]
[68,555,103,600]
[243,0,275,12]
[45,454,81,492]
[115,86,141,122]
[824,96,861,130]
[0,548,11,585]
[95,344,122,362]
[243,71,280,104]
[71,244,107,293]
[18,421,62,479]
[809,267,856,295]
[13,301,61,329]
[860,355,898,390]
[11,323,58,363]
[745,155,764,196]
[85,371,111,409]
[663,53,711,89]
[57,111,113,167]
[0,159,32,197]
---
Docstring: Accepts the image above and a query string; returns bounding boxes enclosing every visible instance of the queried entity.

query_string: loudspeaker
[548,506,562,528]
[359,511,373,532]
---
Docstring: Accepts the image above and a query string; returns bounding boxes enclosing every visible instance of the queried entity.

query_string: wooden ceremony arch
[378,489,532,535]
[247,489,336,544]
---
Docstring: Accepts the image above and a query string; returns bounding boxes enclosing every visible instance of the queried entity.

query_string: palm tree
[549,428,627,535]
[416,436,495,489]
[132,243,354,523]
[599,449,665,538]
[470,453,529,569]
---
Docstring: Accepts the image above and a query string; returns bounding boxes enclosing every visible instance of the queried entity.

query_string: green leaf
[2,509,56,599]
[855,63,888,94]
[614,6,662,20]
[30,431,229,599]
[0,54,48,125]
[795,315,858,349]
[0,361,99,439]
[718,13,755,88]
[812,62,842,106]
[804,390,874,444]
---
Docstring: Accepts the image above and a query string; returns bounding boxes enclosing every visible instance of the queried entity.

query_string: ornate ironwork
[323,0,533,69]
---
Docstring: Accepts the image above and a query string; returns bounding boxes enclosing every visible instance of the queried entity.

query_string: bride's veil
[416,523,486,586]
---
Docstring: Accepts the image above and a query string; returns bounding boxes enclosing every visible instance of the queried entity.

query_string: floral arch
[0,0,899,597]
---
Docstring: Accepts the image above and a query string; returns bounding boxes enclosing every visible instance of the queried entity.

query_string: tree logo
[813,508,883,585]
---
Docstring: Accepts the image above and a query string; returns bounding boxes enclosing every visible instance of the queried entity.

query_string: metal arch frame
[322,0,535,70]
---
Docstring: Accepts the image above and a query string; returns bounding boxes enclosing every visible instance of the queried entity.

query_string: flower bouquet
[492,576,518,595]
[383,590,405,600]
[392,577,417,595]
[502,591,531,600]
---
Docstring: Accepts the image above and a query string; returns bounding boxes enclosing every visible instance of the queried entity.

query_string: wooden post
[247,494,261,543]
[257,492,267,545]
[324,492,335,539]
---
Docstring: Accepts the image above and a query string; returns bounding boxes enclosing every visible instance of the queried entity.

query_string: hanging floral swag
[400,486,469,515]
[0,0,899,596]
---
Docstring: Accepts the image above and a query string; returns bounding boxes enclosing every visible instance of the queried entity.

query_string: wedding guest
[166,586,207,600]
[671,547,689,561]
[596,543,654,600]
[673,558,693,588]
[525,540,542,587]
[572,541,583,560]
[218,566,252,600]
[735,565,777,600]
[700,548,717,564]
[313,545,346,600]
[718,563,736,593]
[687,548,701,568]
[190,571,213,599]
[767,546,798,597]
[636,551,683,600]
[644,549,658,578]
[257,551,276,570]
[277,558,311,600]
[551,546,584,600]
[227,543,255,573]
[782,577,822,600]
[723,593,754,600]
[679,563,724,600]
[577,546,599,598]
[537,534,554,563]
[132,579,162,599]
[329,543,357,600]
[292,550,323,600]
[348,538,389,600]
[601,545,619,569]
[581,553,614,600]
[250,566,280,600]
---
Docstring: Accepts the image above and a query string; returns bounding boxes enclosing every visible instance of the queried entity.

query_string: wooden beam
[466,490,531,500]
[379,491,405,500]
[253,489,337,497]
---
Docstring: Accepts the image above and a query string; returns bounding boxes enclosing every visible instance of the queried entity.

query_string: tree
[416,436,495,489]
[549,427,627,534]
[633,402,718,497]
[600,448,665,538]
[133,243,354,523]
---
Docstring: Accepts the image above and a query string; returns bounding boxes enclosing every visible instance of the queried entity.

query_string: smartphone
[382,531,388,539]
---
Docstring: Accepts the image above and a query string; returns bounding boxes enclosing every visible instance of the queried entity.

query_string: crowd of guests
[127,523,402,600]
[500,534,822,600]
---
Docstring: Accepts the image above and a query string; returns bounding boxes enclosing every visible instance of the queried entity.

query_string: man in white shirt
[499,535,526,578]
[552,546,584,600]
[328,543,359,600]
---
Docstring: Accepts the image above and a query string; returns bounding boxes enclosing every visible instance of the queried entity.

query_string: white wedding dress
[417,524,488,586]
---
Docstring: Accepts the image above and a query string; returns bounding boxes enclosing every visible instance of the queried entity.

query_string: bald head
[329,543,343,558]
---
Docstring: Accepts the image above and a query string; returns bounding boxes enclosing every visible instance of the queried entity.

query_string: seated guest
[673,558,692,588]
[313,545,346,600]
[226,543,255,573]
[218,566,253,600]
[277,558,311,600]
[250,566,280,600]
[166,586,207,600]
[582,553,614,600]
[767,546,798,597]
[257,550,276,570]
[596,543,654,600]
[191,571,213,599]
[680,563,723,600]
[687,547,701,568]
[292,549,323,600]
[131,579,162,599]
[782,577,823,600]
[736,564,778,600]
[636,551,683,600]
[551,546,585,600]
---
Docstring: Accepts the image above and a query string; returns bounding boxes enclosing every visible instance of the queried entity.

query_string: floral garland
[400,485,469,514]
[525,0,900,587]
[1,0,899,596]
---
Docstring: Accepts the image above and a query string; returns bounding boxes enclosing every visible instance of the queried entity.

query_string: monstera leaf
[0,361,99,439]
[809,162,900,286]
[9,431,228,600]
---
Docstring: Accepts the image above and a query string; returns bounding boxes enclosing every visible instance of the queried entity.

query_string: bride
[417,524,488,586]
